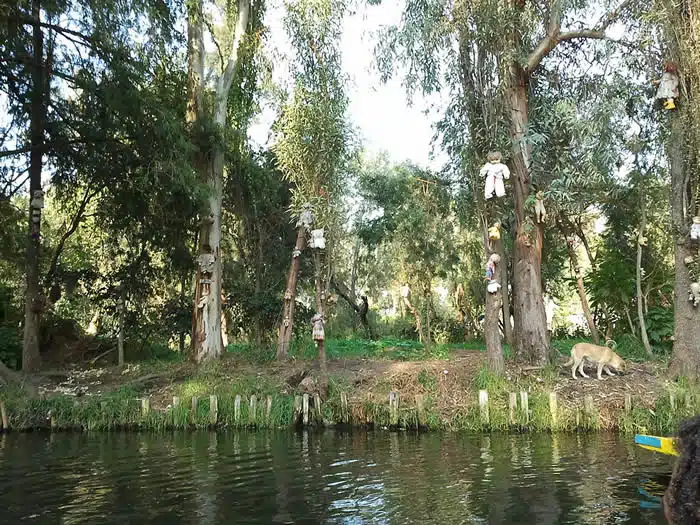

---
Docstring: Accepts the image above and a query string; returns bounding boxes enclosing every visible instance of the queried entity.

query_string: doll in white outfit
[480,151,510,200]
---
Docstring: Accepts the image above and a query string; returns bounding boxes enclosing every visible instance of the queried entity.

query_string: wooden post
[669,392,677,412]
[584,395,594,420]
[249,395,257,425]
[294,395,303,424]
[49,409,57,430]
[415,394,426,427]
[302,393,310,426]
[549,392,557,428]
[173,396,180,409]
[340,392,349,424]
[266,396,273,425]
[624,394,632,414]
[685,392,693,410]
[509,393,517,425]
[389,392,399,426]
[0,400,7,430]
[209,395,218,426]
[141,397,150,416]
[520,391,529,424]
[313,393,322,422]
[191,396,199,424]
[234,395,242,425]
[479,390,489,426]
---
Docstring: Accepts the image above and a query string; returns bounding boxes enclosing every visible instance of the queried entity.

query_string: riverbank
[0,342,695,433]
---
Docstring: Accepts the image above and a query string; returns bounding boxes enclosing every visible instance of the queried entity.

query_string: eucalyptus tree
[186,0,259,363]
[374,0,639,364]
[657,1,700,378]
[273,0,352,371]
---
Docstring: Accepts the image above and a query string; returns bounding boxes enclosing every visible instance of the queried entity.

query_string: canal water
[0,430,674,524]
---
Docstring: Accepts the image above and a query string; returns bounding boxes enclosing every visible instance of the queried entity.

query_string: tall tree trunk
[313,250,328,394]
[509,69,551,365]
[422,281,432,349]
[558,220,600,344]
[22,0,45,372]
[188,0,250,363]
[484,222,505,375]
[635,199,653,357]
[668,110,700,377]
[117,286,125,367]
[500,251,513,346]
[277,227,305,359]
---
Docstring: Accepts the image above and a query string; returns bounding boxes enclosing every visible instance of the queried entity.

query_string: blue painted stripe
[635,435,662,448]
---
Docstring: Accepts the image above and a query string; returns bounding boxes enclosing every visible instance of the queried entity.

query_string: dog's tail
[605,339,617,350]
[563,357,574,367]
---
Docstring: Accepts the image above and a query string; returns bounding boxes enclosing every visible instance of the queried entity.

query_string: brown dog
[563,341,625,380]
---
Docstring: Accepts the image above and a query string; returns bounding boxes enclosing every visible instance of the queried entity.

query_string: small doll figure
[487,281,501,294]
[653,62,680,110]
[311,313,325,341]
[534,191,547,223]
[309,228,325,249]
[689,282,700,308]
[488,222,501,241]
[690,216,700,242]
[485,253,501,280]
[297,203,314,230]
[480,151,510,200]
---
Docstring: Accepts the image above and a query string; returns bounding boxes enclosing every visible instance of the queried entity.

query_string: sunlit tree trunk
[508,67,551,365]
[277,226,305,359]
[484,223,505,375]
[187,0,250,363]
[635,199,653,357]
[668,109,700,377]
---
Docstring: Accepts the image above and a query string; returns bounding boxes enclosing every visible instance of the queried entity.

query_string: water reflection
[0,430,674,524]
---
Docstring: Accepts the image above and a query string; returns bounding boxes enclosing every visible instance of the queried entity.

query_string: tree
[186,0,252,363]
[273,0,351,370]
[662,1,700,379]
[375,0,635,364]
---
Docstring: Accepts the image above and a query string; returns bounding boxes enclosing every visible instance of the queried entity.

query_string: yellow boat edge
[634,434,679,456]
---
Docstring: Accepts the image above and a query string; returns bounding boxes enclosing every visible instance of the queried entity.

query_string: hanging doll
[488,222,501,241]
[690,216,700,243]
[689,282,700,308]
[297,203,314,230]
[653,62,680,110]
[309,228,326,249]
[480,151,510,200]
[485,253,501,294]
[311,313,325,341]
[534,191,547,223]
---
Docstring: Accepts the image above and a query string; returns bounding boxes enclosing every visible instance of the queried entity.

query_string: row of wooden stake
[0,389,678,431]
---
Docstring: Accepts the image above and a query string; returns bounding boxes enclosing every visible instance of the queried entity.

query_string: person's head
[665,415,700,524]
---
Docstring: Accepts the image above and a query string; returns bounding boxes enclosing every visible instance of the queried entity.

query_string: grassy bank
[0,337,693,434]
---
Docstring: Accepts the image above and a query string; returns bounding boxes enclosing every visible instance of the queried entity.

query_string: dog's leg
[604,365,615,377]
[571,357,579,379]
[578,359,589,378]
[597,361,605,380]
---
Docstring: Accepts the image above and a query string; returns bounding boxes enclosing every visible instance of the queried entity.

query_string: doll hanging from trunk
[653,62,679,110]
[480,151,510,200]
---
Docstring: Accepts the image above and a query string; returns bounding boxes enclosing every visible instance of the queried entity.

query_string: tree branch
[213,0,250,124]
[331,277,361,313]
[44,186,98,291]
[524,0,634,74]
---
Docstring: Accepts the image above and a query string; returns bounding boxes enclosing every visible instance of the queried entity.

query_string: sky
[248,0,450,170]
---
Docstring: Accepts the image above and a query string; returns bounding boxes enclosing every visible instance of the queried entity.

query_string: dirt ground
[33,349,668,419]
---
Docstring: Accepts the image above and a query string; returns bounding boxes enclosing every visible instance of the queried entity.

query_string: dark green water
[0,431,674,524]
